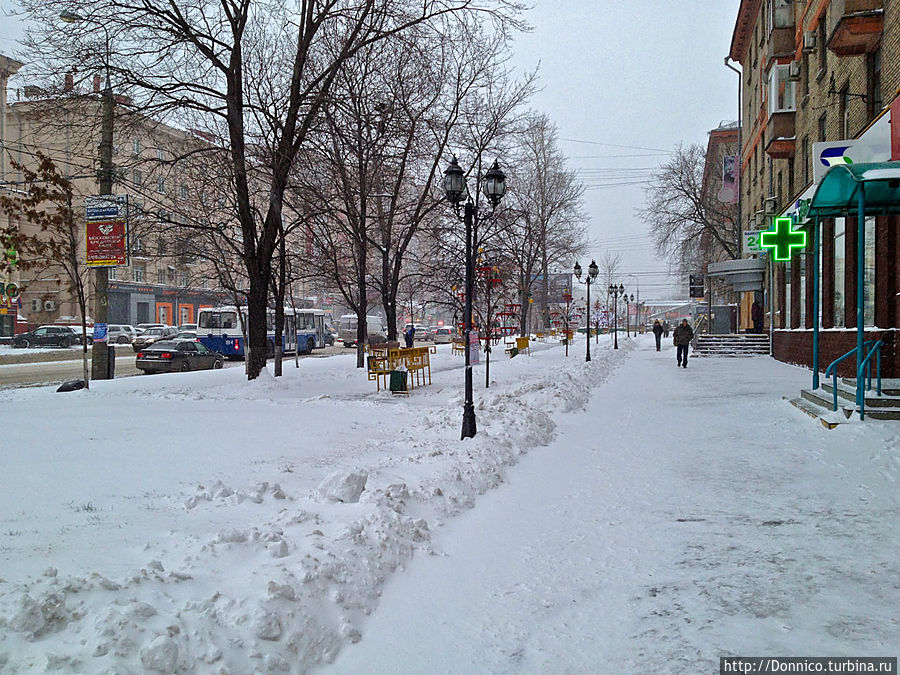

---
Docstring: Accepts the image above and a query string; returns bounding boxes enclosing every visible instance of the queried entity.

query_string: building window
[109,266,117,280]
[157,268,166,284]
[803,136,810,185]
[769,65,797,114]
[157,177,166,194]
[801,52,810,99]
[817,11,827,77]
[834,218,845,325]
[818,113,827,142]
[179,271,189,287]
[157,237,166,255]
[772,0,792,28]
[868,48,883,118]
[132,138,141,155]
[132,169,143,186]
[179,185,188,200]
[200,277,209,290]
[840,87,851,138]
[132,235,143,254]
[168,267,176,285]
[133,264,145,283]
[156,148,165,160]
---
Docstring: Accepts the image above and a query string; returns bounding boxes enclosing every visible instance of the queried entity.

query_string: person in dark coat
[662,320,670,338]
[404,326,415,348]
[751,301,763,334]
[652,319,664,351]
[673,318,693,368]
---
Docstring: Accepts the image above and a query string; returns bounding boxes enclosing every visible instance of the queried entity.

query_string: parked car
[49,325,93,346]
[12,325,80,348]
[136,323,167,335]
[174,331,198,341]
[107,324,139,344]
[177,323,198,332]
[132,326,179,352]
[432,327,454,344]
[136,340,224,374]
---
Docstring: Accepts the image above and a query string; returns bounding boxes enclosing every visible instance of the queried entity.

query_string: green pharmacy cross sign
[760,217,807,261]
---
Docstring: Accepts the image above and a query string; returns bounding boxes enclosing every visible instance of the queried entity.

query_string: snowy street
[1,334,897,673]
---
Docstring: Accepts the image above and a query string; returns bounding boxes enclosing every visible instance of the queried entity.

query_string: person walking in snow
[751,300,763,334]
[662,320,670,338]
[404,326,415,348]
[652,319,663,351]
[673,318,693,368]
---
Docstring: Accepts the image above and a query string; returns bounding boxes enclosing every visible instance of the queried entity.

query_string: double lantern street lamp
[608,283,625,349]
[443,156,507,440]
[573,260,599,362]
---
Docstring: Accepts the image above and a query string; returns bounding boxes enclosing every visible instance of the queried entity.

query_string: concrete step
[821,382,900,408]
[841,377,900,397]
[787,397,842,429]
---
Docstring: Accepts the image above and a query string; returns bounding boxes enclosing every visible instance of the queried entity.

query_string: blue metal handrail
[857,339,884,421]
[824,339,879,413]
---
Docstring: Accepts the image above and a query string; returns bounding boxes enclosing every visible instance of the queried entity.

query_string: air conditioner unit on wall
[31,299,40,312]
[44,300,56,312]
[789,61,801,79]
[803,30,816,52]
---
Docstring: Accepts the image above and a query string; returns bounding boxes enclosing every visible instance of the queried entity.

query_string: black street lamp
[608,283,625,349]
[60,9,115,381]
[562,287,572,357]
[624,293,634,336]
[574,259,599,362]
[443,156,506,440]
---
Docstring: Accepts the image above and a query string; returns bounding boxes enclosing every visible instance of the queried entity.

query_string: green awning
[808,161,900,216]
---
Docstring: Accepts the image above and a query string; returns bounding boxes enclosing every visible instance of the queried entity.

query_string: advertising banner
[85,195,129,267]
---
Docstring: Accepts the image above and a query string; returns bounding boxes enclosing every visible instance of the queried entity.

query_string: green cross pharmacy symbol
[759,217,807,261]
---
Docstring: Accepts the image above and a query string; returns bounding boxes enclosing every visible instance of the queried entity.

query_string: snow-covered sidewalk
[0,335,897,673]
[330,336,900,673]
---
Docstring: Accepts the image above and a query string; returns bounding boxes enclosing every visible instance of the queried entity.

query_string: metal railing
[857,339,884,420]
[823,339,884,418]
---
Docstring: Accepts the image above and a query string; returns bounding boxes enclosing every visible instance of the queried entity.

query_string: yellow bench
[388,346,433,389]
[504,336,530,356]
[451,338,465,356]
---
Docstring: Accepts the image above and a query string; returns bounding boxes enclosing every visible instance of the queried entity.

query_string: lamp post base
[461,402,477,439]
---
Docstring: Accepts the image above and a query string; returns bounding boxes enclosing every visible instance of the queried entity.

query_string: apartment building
[728,0,900,375]
[0,56,234,336]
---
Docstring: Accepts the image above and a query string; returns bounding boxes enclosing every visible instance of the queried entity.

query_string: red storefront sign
[85,195,128,268]
[86,219,127,266]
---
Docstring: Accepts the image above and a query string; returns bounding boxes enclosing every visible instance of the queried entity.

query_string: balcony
[765,27,796,68]
[764,111,796,159]
[827,0,884,56]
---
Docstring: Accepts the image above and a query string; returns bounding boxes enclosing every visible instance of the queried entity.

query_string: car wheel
[213,360,223,369]
[117,336,128,344]
[180,361,190,372]
[17,339,29,349]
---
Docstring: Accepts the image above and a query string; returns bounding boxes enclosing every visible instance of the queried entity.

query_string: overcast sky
[0,0,742,300]
[509,0,742,299]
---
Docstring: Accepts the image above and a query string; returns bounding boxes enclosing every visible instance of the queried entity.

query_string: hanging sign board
[85,195,129,267]
[743,229,765,254]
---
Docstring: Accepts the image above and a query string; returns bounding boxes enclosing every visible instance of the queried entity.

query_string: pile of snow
[0,338,620,672]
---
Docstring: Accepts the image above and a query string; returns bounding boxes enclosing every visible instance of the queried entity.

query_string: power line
[561,138,671,153]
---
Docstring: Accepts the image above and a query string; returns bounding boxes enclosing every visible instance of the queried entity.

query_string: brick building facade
[728,0,900,376]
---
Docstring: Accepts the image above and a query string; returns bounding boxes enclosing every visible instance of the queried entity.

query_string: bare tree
[639,143,739,276]
[499,112,587,335]
[0,153,91,386]
[17,0,526,379]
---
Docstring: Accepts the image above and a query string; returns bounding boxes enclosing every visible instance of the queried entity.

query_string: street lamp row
[608,283,625,349]
[573,260,598,362]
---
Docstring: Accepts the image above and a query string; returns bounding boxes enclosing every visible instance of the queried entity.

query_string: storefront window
[798,253,806,327]
[834,218,845,326]
[865,217,875,326]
